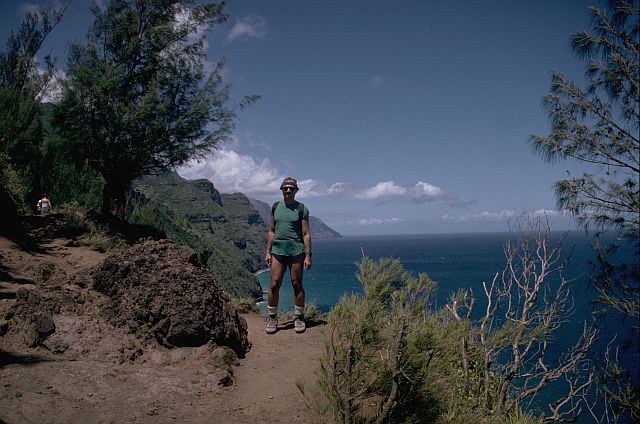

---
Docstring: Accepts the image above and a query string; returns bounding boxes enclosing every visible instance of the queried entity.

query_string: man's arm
[264,218,275,267]
[302,216,312,270]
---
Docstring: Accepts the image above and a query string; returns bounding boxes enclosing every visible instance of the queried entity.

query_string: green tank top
[271,201,309,256]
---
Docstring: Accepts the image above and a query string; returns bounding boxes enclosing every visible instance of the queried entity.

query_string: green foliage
[313,228,594,423]
[53,0,256,214]
[529,0,639,239]
[0,7,58,150]
[357,256,419,303]
[600,355,640,421]
[36,106,104,212]
[310,258,449,424]
[56,201,90,234]
[0,2,262,303]
[530,2,639,419]
[0,152,26,207]
[498,411,541,424]
[278,302,323,323]
[231,296,260,314]
[78,228,127,253]
[56,201,126,252]
[0,6,63,208]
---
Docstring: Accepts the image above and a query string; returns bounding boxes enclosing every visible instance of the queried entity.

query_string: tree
[0,5,66,207]
[54,0,256,215]
[448,218,596,422]
[529,0,639,240]
[530,1,639,420]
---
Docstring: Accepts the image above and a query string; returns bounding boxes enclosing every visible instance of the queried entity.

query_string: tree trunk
[101,179,128,217]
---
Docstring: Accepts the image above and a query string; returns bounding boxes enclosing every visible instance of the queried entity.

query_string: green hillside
[128,172,264,299]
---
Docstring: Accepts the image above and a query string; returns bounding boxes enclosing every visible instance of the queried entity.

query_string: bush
[232,296,260,314]
[308,258,442,424]
[57,202,126,252]
[0,152,26,208]
[308,256,551,424]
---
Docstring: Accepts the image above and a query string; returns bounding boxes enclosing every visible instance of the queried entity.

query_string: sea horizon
[334,227,619,238]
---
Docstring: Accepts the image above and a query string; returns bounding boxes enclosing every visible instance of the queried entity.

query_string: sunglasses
[281,187,296,192]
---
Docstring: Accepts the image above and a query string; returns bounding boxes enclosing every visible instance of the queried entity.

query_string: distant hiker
[111,198,125,219]
[264,177,312,334]
[37,194,51,215]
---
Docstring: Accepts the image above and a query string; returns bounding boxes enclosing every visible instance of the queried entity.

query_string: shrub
[308,258,442,424]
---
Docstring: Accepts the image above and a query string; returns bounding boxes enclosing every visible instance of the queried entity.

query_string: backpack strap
[271,201,279,217]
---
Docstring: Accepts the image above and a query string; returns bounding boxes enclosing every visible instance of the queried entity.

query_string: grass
[278,302,325,324]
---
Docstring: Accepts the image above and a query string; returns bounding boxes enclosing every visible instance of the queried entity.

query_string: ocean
[258,231,634,313]
[257,231,638,421]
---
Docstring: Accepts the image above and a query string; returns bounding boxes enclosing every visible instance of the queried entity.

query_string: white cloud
[226,14,268,43]
[356,181,406,201]
[351,180,465,206]
[348,218,402,226]
[177,147,281,196]
[178,148,471,207]
[443,209,561,223]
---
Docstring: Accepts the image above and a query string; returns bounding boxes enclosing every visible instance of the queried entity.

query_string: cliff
[128,172,264,299]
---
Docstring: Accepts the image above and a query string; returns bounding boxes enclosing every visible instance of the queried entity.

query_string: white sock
[295,305,304,317]
[268,306,277,316]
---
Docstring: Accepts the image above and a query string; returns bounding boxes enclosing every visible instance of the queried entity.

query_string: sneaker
[266,314,277,334]
[294,315,306,333]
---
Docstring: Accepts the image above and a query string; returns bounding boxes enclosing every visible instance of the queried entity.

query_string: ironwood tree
[0,5,65,207]
[529,0,638,240]
[54,0,256,215]
[530,1,638,420]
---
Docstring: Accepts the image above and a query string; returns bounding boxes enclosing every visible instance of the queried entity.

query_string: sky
[0,0,604,235]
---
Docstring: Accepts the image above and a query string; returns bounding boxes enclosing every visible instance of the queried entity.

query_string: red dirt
[0,218,326,423]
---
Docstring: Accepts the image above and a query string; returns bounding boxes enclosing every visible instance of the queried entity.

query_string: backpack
[271,201,305,221]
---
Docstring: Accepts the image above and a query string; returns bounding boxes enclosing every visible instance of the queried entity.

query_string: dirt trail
[0,219,327,424]
[214,314,325,423]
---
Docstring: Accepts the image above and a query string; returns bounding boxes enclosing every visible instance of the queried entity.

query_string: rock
[208,346,239,368]
[91,239,251,357]
[207,346,239,387]
[216,370,234,387]
[43,337,69,354]
[20,312,56,347]
[5,289,57,347]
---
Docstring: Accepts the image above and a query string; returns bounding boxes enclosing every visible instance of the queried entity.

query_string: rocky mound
[91,239,250,357]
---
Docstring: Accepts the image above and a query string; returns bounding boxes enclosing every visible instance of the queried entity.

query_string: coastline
[254,267,269,276]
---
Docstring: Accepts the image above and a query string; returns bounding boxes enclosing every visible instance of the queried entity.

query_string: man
[264,177,312,334]
[37,194,51,215]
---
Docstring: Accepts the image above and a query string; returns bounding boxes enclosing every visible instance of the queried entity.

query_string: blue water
[257,231,638,421]
[259,232,629,312]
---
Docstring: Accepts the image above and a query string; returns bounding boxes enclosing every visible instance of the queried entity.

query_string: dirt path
[0,225,328,424]
[0,312,326,423]
[214,314,325,423]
